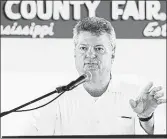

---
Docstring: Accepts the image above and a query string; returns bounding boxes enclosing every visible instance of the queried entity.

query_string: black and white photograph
[1,0,166,137]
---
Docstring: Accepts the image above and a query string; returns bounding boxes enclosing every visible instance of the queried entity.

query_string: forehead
[77,32,110,45]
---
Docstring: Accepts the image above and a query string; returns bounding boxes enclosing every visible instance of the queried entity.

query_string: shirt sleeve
[23,111,40,135]
[134,104,166,135]
[23,100,62,135]
[134,115,148,134]
[154,104,166,134]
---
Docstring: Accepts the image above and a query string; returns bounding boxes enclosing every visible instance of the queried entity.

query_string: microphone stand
[0,72,90,118]
[0,86,67,118]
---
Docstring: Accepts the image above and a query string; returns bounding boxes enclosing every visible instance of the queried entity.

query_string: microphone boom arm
[0,72,91,118]
[0,88,62,118]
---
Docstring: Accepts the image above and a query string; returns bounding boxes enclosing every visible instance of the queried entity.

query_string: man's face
[74,31,114,77]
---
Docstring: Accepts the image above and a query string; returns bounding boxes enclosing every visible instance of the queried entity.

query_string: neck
[83,72,111,97]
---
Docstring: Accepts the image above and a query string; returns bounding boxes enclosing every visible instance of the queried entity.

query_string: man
[26,17,166,135]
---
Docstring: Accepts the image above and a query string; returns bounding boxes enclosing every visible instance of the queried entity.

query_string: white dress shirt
[24,75,166,135]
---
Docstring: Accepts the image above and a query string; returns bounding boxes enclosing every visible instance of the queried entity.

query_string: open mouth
[85,63,98,65]
[84,63,99,70]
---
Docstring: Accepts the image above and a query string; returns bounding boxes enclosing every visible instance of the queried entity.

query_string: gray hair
[73,17,116,59]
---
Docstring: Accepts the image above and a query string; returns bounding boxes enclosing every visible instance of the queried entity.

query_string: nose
[85,47,96,58]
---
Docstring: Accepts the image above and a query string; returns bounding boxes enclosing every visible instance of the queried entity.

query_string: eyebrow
[94,45,104,47]
[78,44,104,47]
[79,44,88,46]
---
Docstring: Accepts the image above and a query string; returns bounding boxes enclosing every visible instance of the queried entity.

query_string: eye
[79,45,88,51]
[94,47,105,53]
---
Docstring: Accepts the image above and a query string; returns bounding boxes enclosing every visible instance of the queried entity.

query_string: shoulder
[111,74,143,98]
[110,73,162,102]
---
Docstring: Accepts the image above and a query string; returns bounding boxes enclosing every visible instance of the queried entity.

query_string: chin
[84,66,99,71]
[84,68,99,74]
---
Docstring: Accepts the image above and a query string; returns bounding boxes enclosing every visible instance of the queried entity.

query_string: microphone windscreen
[84,71,92,82]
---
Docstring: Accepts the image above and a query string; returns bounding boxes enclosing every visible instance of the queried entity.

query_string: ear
[74,48,76,58]
[111,55,114,64]
[111,46,116,64]
[111,51,115,64]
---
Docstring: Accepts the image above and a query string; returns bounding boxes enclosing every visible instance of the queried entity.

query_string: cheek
[100,55,112,67]
[75,50,84,58]
[75,54,84,66]
[76,53,84,60]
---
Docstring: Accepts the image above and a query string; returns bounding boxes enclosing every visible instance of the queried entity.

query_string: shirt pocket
[115,116,135,135]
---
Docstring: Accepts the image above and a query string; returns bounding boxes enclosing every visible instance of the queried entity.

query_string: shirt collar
[77,74,116,103]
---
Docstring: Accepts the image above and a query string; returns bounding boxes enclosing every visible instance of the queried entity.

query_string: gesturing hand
[129,82,166,118]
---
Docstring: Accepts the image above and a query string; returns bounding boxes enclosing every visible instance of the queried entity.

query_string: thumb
[129,99,137,109]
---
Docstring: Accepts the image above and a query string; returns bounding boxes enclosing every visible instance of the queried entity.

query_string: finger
[129,99,144,114]
[129,99,137,108]
[141,82,153,95]
[150,86,162,95]
[154,92,164,99]
[134,101,144,114]
[157,99,166,104]
[142,94,148,100]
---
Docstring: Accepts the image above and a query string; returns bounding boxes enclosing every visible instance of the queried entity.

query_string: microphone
[65,71,92,91]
